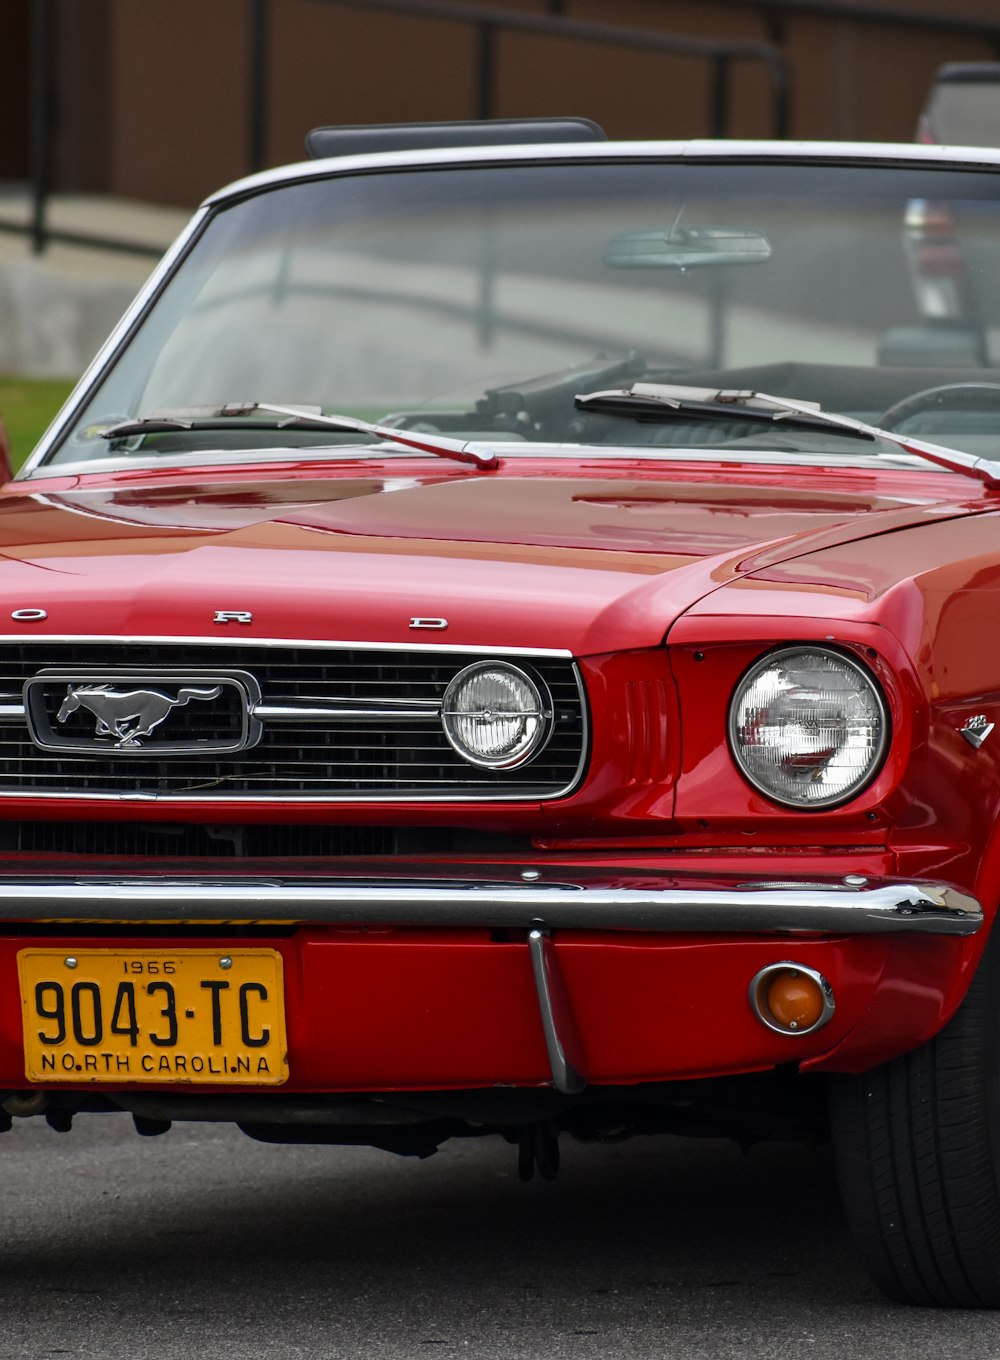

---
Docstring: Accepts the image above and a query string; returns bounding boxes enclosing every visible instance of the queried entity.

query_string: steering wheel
[879,382,1000,431]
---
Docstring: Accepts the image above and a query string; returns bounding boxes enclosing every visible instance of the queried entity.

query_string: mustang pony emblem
[56,684,223,748]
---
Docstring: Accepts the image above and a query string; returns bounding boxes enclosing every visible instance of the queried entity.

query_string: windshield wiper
[576,383,1000,488]
[100,403,499,472]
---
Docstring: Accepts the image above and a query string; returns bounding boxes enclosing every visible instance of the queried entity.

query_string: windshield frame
[20,139,1000,482]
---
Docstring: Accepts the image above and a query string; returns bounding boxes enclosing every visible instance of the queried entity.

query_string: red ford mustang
[4,122,1000,1306]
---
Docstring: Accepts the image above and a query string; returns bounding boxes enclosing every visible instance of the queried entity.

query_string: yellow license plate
[17,948,288,1086]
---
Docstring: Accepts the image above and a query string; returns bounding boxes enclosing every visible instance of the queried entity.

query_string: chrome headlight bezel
[441,661,552,770]
[728,645,890,810]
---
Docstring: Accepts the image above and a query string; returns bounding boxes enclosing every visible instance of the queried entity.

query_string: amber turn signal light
[748,962,835,1036]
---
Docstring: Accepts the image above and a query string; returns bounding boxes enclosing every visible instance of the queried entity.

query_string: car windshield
[38,156,1000,471]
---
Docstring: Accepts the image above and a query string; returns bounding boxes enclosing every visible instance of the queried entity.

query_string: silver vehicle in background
[919,63,1000,149]
[895,65,1000,369]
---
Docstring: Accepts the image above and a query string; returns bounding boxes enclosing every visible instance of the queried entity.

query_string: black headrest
[305,118,606,160]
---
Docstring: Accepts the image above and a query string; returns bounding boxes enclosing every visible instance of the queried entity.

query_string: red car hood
[0,466,980,654]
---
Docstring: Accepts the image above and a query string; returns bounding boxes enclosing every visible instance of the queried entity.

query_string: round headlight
[442,662,551,769]
[729,647,888,809]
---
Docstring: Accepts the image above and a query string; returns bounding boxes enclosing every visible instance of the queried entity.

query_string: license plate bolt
[219,956,233,970]
[64,957,77,969]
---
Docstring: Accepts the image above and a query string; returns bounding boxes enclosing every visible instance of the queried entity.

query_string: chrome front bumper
[0,870,981,935]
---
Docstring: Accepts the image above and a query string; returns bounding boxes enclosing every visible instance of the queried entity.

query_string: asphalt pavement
[3,1112,1000,1358]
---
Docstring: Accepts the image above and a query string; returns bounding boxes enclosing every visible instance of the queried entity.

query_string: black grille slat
[0,821,529,859]
[0,644,587,799]
[4,821,396,858]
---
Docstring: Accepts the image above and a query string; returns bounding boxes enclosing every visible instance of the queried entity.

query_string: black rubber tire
[830,928,1000,1307]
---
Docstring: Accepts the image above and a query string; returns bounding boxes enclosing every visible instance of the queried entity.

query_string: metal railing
[247,0,791,171]
[18,0,791,258]
[743,0,1000,48]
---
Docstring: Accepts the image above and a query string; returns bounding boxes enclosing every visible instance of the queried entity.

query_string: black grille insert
[0,822,530,859]
[0,642,587,800]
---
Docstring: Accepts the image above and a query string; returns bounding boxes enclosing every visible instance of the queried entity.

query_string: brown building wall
[4,0,1000,208]
[0,0,31,179]
[106,0,252,205]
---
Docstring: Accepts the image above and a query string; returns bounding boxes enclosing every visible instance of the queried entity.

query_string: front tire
[831,928,1000,1307]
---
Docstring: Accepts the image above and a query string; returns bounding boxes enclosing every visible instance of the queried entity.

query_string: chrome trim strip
[22,446,956,480]
[23,446,939,479]
[528,928,587,1094]
[0,788,579,804]
[0,635,573,658]
[0,876,979,933]
[198,140,1000,209]
[252,704,441,722]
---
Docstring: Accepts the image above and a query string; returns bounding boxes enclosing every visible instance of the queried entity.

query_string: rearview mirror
[604,226,772,269]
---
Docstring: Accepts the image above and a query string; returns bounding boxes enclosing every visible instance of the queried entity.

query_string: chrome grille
[0,642,587,800]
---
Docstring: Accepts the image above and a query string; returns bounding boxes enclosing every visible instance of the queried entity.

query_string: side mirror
[0,419,13,486]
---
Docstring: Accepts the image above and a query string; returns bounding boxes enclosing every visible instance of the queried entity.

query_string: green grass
[0,374,76,470]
